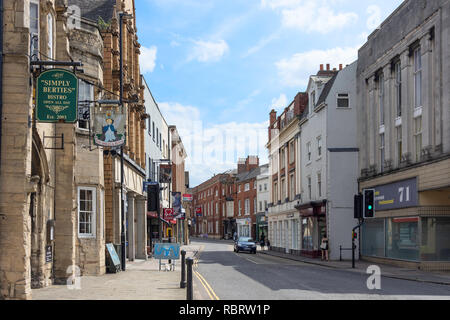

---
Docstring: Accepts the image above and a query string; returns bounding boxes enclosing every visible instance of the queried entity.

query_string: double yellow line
[192,255,220,300]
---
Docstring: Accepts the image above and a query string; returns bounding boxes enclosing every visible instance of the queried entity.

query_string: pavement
[32,243,202,300]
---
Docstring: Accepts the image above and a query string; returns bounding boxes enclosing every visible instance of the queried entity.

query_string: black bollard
[180,250,186,288]
[186,257,193,300]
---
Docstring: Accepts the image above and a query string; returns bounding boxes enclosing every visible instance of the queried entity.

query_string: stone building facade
[357,0,450,270]
[0,0,108,299]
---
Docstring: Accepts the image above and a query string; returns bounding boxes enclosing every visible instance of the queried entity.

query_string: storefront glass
[362,219,385,257]
[421,217,450,261]
[386,217,419,261]
[302,218,314,250]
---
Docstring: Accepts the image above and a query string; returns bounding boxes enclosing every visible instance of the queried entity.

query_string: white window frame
[413,47,422,109]
[78,186,97,239]
[245,183,250,192]
[337,93,349,108]
[47,13,54,60]
[30,0,40,60]
[317,136,322,158]
[306,142,312,163]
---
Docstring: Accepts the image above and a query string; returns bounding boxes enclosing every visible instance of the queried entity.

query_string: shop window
[420,217,450,261]
[361,219,385,257]
[302,218,314,251]
[386,217,419,261]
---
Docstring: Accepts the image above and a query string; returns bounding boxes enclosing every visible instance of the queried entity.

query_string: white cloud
[140,46,157,73]
[275,46,358,87]
[188,39,229,63]
[270,93,288,112]
[158,102,268,186]
[261,0,358,34]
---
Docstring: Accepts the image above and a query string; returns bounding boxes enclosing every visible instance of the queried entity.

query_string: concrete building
[143,77,170,248]
[357,0,450,270]
[256,164,269,242]
[296,62,358,260]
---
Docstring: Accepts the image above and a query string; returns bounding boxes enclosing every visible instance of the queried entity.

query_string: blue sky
[135,0,404,187]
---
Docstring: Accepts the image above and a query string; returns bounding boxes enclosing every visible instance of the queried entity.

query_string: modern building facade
[357,0,450,270]
[143,77,170,249]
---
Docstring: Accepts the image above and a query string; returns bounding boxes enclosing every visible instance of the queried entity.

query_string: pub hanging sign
[36,69,78,123]
[92,107,126,148]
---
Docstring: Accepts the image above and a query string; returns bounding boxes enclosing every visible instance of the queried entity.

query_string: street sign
[36,69,78,123]
[153,243,180,260]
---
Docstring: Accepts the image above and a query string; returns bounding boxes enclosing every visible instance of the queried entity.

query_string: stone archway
[30,129,51,289]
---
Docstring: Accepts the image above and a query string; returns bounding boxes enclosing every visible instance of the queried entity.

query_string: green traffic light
[368,205,373,210]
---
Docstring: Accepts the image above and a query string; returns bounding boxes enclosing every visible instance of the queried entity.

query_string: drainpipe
[0,0,3,171]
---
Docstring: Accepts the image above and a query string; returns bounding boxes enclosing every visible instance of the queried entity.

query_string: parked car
[234,237,257,254]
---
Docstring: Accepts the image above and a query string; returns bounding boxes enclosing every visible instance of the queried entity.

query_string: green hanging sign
[36,69,78,123]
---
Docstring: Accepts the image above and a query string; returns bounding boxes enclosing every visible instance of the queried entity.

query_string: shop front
[360,177,450,270]
[296,201,327,258]
[223,218,236,240]
[236,218,252,238]
[256,213,268,242]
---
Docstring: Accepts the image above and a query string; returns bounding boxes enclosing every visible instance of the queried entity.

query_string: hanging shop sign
[172,192,182,216]
[163,208,174,220]
[93,107,126,147]
[36,69,78,123]
[182,194,193,202]
[159,164,172,183]
[195,207,202,217]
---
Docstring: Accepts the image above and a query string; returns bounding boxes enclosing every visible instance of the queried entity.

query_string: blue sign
[153,243,181,260]
[106,243,121,267]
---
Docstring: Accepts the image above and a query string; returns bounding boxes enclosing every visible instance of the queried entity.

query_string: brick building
[192,172,235,239]
[234,156,260,239]
[91,0,148,262]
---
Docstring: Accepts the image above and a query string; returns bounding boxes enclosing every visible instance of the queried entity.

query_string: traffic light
[352,231,358,240]
[147,183,160,212]
[354,193,363,219]
[363,189,375,218]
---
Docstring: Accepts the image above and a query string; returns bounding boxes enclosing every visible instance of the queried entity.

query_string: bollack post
[186,257,193,300]
[180,250,186,288]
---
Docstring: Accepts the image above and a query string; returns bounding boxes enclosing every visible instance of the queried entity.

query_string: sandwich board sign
[106,243,121,273]
[154,243,181,271]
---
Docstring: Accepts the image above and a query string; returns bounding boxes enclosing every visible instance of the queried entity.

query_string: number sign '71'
[373,178,418,211]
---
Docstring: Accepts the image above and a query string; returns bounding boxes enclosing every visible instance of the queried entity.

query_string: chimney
[237,158,246,174]
[339,64,343,70]
[294,92,308,116]
[269,109,277,141]
[320,64,324,71]
[333,68,337,71]
[326,64,330,71]
[245,156,259,172]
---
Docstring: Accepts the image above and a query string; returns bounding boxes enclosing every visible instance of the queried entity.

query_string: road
[191,239,450,300]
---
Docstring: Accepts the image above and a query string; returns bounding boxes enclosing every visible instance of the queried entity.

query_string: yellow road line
[193,270,214,300]
[193,269,220,300]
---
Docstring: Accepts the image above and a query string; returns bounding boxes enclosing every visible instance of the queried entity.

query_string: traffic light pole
[352,219,364,269]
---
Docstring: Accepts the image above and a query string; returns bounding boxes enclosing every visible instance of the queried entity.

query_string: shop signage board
[163,208,174,220]
[45,245,53,263]
[93,107,126,147]
[195,207,202,216]
[373,177,418,211]
[36,69,78,123]
[183,194,193,202]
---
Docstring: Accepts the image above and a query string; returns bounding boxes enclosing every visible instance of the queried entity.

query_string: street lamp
[118,11,133,272]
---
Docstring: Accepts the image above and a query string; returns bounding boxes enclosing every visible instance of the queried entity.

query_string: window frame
[77,186,97,239]
[413,47,422,109]
[337,93,350,108]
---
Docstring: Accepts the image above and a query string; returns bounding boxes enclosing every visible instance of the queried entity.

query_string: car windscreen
[239,237,254,243]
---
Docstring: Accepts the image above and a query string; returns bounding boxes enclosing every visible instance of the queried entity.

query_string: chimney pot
[326,64,330,71]
[320,64,324,71]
